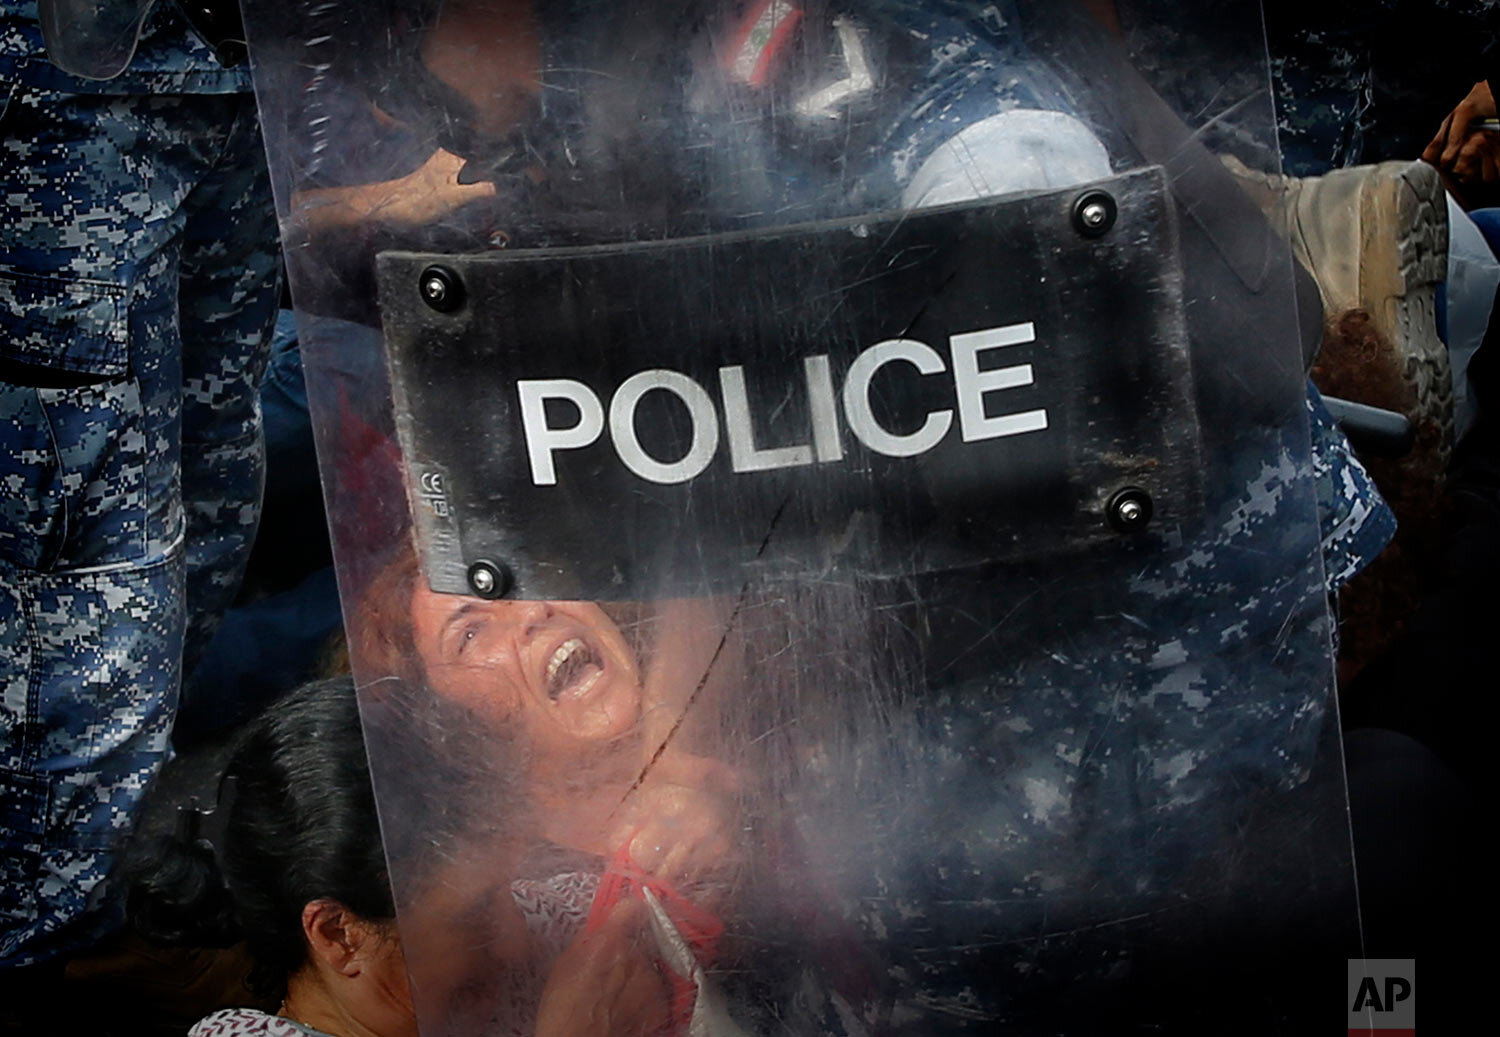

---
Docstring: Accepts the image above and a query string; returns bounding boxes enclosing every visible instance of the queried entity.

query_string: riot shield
[243,2,1362,1032]
[38,0,159,79]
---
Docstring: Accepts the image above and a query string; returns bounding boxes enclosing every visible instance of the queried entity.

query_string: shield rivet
[466,559,511,599]
[419,265,464,312]
[1107,487,1153,533]
[1072,190,1118,238]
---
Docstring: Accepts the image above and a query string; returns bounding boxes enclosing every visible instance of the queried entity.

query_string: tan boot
[1224,156,1453,460]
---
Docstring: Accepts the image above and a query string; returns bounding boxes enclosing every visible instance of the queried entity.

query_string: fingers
[455,178,499,202]
[647,813,730,885]
[658,825,734,888]
[423,148,499,201]
[1441,81,1498,167]
[1443,102,1478,167]
[613,785,694,876]
[612,781,738,886]
[1452,132,1500,188]
[1455,134,1482,181]
[1423,113,1454,165]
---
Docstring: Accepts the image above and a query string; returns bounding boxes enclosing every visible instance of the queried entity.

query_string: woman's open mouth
[544,637,604,701]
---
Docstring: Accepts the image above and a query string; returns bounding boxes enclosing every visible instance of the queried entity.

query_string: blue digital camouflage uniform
[677,4,1395,1030]
[0,0,278,966]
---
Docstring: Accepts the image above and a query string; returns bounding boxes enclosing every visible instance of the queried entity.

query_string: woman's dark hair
[125,676,393,1002]
[126,669,529,1003]
[347,541,424,689]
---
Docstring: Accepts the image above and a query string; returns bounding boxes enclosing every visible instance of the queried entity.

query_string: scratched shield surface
[377,168,1201,599]
[245,1,1361,1033]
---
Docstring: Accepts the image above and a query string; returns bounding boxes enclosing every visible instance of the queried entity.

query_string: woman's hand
[610,752,741,896]
[535,900,672,1037]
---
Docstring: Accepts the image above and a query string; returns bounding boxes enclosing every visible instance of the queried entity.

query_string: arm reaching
[292,148,498,235]
[535,900,672,1037]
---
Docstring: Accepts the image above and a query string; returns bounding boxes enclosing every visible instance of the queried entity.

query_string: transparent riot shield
[244,1,1362,1032]
[38,2,247,79]
[38,0,160,79]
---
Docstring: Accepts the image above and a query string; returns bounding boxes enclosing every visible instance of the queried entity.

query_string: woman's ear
[302,899,367,977]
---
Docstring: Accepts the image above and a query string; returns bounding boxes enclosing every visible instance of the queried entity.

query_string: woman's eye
[455,624,482,656]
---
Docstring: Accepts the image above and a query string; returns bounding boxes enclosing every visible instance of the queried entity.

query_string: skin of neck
[281,905,416,1037]
[283,966,385,1037]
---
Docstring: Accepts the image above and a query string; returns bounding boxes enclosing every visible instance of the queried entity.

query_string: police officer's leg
[0,85,220,967]
[175,94,279,685]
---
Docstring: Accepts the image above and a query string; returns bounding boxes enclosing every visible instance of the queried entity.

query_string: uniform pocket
[0,266,131,379]
[0,378,146,571]
[1,243,147,570]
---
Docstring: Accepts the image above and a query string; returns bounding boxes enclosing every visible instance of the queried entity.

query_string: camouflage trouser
[0,83,278,966]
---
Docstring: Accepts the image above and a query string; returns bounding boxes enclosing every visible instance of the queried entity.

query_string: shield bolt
[419,265,464,313]
[466,559,512,599]
[1072,190,1118,238]
[1107,487,1153,533]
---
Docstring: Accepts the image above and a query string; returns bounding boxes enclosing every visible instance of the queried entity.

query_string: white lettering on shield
[517,321,1049,486]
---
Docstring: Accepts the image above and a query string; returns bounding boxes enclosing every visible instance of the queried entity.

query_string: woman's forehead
[410,585,504,641]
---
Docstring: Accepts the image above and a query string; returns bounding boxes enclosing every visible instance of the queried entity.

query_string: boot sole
[1357,160,1452,465]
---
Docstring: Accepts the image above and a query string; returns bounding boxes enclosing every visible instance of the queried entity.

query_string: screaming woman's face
[409,585,644,750]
